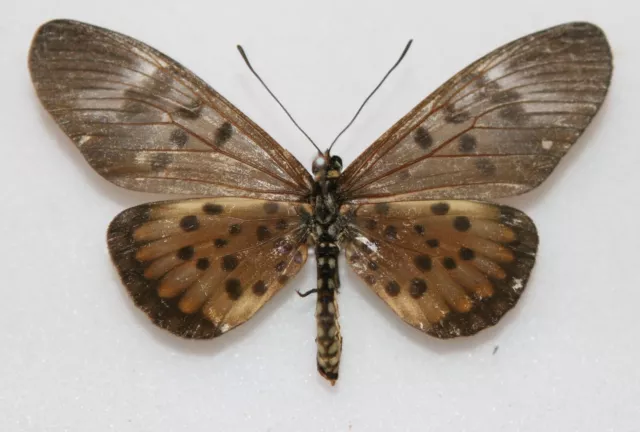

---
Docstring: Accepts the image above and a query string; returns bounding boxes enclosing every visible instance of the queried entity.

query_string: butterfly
[28,19,612,384]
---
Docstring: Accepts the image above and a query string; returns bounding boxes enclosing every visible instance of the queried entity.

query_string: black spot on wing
[499,104,525,123]
[257,225,272,241]
[177,246,195,260]
[453,216,471,232]
[414,255,432,272]
[443,257,457,269]
[225,279,242,300]
[459,248,475,261]
[222,255,239,272]
[196,258,210,270]
[385,281,400,297]
[431,202,450,215]
[180,215,199,232]
[490,90,520,104]
[215,122,233,146]
[409,278,427,298]
[413,127,433,150]
[384,225,398,241]
[475,159,497,176]
[252,280,267,296]
[426,238,440,248]
[169,129,188,147]
[150,153,172,171]
[459,134,477,153]
[203,203,224,215]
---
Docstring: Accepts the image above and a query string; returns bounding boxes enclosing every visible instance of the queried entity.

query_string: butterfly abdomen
[315,241,342,384]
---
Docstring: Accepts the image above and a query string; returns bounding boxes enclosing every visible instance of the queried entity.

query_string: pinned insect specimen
[29,20,612,384]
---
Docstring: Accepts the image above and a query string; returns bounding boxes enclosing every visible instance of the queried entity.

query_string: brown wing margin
[29,20,313,201]
[339,22,612,203]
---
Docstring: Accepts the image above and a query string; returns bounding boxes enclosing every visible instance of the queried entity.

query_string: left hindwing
[108,198,310,338]
[342,200,537,338]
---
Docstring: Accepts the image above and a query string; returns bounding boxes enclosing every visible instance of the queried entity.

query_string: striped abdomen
[315,242,342,384]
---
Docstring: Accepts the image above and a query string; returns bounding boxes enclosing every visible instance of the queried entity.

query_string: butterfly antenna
[237,45,322,153]
[328,39,413,152]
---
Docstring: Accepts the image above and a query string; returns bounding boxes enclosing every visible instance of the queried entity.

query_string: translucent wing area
[108,198,311,338]
[342,200,537,337]
[29,20,312,201]
[340,22,612,203]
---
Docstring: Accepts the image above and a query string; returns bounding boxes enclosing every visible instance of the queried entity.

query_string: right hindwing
[342,200,537,338]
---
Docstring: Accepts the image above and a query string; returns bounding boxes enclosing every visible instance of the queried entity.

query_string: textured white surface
[2,1,639,431]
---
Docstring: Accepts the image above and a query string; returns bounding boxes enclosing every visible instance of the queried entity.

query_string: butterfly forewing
[28,20,312,201]
[339,22,612,203]
[342,200,537,337]
[108,198,310,338]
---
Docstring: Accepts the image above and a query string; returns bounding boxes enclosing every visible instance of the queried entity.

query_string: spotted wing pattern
[29,20,312,201]
[342,200,537,337]
[340,22,612,203]
[108,198,311,338]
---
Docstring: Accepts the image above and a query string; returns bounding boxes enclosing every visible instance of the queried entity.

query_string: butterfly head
[312,152,342,180]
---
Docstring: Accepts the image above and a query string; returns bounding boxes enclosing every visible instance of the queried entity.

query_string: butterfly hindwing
[107,198,311,338]
[339,22,612,203]
[28,19,312,201]
[342,200,537,337]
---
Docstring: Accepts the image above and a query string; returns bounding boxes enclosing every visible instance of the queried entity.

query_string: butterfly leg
[315,242,342,385]
[296,288,318,298]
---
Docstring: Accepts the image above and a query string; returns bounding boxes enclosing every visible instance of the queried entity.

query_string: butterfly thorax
[310,152,344,383]
[310,153,344,240]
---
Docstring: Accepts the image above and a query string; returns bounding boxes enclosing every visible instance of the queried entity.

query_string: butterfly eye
[312,155,326,174]
[330,156,343,172]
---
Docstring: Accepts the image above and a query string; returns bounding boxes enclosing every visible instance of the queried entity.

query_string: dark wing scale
[339,22,612,203]
[29,19,312,201]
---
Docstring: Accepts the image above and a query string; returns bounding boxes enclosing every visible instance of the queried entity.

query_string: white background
[2,1,639,431]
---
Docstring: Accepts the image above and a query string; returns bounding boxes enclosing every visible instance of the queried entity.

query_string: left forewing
[29,20,312,201]
[342,200,537,337]
[339,22,612,203]
[107,198,311,338]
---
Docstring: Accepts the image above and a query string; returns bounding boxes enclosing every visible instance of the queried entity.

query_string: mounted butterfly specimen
[29,20,612,384]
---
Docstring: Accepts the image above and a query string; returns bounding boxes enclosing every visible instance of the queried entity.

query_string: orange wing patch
[343,200,538,338]
[108,197,311,338]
